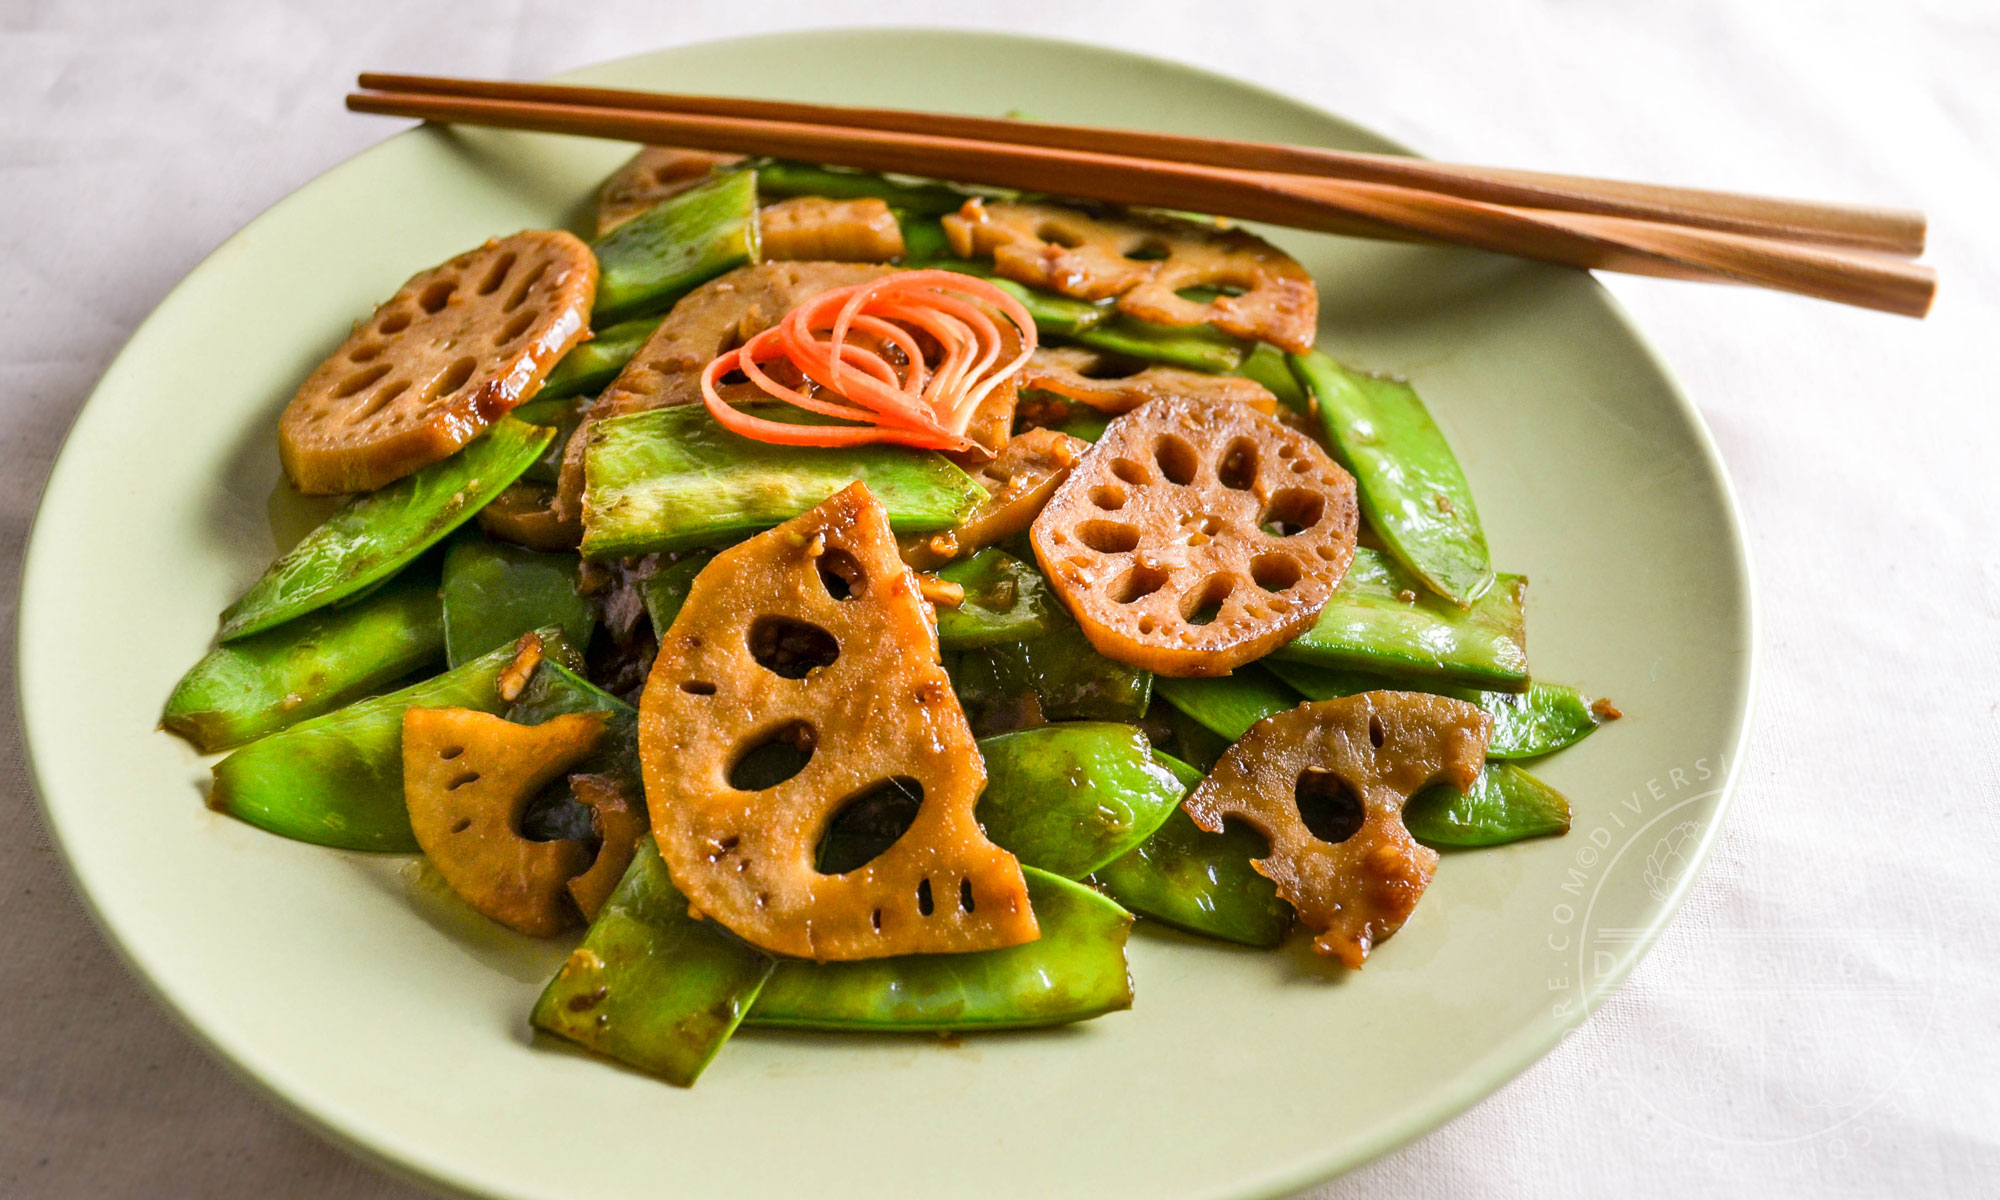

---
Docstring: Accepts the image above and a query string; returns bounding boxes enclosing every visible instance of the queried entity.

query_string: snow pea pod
[591,169,760,324]
[1405,762,1572,848]
[985,612,1153,722]
[531,839,773,1087]
[925,259,1111,337]
[1264,661,1601,760]
[1092,753,1292,947]
[753,159,980,215]
[639,549,715,636]
[218,417,553,641]
[162,569,443,754]
[744,868,1132,1032]
[1074,315,1249,374]
[1289,351,1493,606]
[539,315,661,400]
[1153,664,1302,741]
[1274,549,1529,692]
[1238,342,1311,415]
[975,722,1185,878]
[893,210,953,262]
[581,404,986,559]
[440,534,592,666]
[933,549,1056,649]
[207,631,561,851]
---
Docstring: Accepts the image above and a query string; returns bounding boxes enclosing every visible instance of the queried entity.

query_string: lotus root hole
[916,877,936,916]
[1296,769,1366,844]
[1089,484,1128,511]
[438,745,464,761]
[1218,438,1259,489]
[1110,457,1151,486]
[1251,553,1302,593]
[1262,488,1326,535]
[378,310,412,334]
[680,680,717,696]
[1181,576,1235,626]
[496,308,537,345]
[1138,615,1158,635]
[1111,563,1171,605]
[1154,434,1200,485]
[816,776,924,874]
[478,252,517,295]
[504,261,552,312]
[450,817,472,834]
[354,379,411,422]
[418,279,457,314]
[348,342,386,364]
[959,878,977,912]
[434,356,478,400]
[1369,714,1387,749]
[815,547,866,600]
[727,721,817,791]
[747,616,840,678]
[1124,239,1171,262]
[1034,222,1085,248]
[1076,520,1141,555]
[332,363,392,399]
[446,771,480,791]
[1077,354,1147,380]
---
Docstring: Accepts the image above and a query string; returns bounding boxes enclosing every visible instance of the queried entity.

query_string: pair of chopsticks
[348,73,1934,318]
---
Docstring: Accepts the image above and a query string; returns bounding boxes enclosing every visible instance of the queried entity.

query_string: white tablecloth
[4,2,1996,1196]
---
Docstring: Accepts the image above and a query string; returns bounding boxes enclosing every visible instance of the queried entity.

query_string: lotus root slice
[595,146,742,236]
[1030,395,1358,676]
[943,200,1318,352]
[760,196,907,262]
[640,482,1038,961]
[565,773,649,920]
[902,427,1088,569]
[279,231,597,495]
[402,707,610,937]
[1182,691,1491,966]
[1021,346,1277,415]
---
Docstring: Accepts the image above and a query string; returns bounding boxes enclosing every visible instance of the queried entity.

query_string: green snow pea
[531,840,773,1087]
[163,569,443,754]
[933,549,1056,649]
[753,159,980,215]
[1289,351,1493,606]
[1264,661,1602,760]
[974,723,1185,878]
[1034,406,1112,443]
[505,658,639,782]
[1152,664,1302,742]
[591,169,760,324]
[218,418,553,641]
[440,534,592,667]
[893,210,953,261]
[986,612,1153,722]
[744,868,1132,1032]
[1275,549,1529,692]
[639,550,716,636]
[1405,762,1572,848]
[1238,342,1311,414]
[580,404,985,559]
[924,259,1111,337]
[539,315,661,400]
[1073,316,1250,374]
[207,630,563,852]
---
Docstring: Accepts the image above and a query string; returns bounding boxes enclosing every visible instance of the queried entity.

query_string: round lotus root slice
[943,200,1318,352]
[1182,691,1492,967]
[1030,395,1359,677]
[640,482,1039,962]
[595,146,742,237]
[278,231,596,495]
[1020,346,1278,415]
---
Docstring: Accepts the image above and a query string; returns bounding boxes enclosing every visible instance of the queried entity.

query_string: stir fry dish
[163,146,1618,1086]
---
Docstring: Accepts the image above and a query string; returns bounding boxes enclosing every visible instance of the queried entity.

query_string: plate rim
[15,26,1758,1200]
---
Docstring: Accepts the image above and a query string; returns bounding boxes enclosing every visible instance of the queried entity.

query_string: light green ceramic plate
[17,29,1753,1200]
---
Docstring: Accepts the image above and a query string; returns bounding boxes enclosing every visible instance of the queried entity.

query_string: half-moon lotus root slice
[943,200,1318,352]
[595,146,742,237]
[279,231,597,495]
[640,482,1039,961]
[402,707,609,937]
[1030,395,1358,676]
[564,773,649,921]
[1021,346,1277,415]
[1182,691,1491,966]
[902,427,1088,569]
[760,196,907,262]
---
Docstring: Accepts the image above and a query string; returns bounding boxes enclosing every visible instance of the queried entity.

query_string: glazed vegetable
[753,159,977,215]
[927,261,1112,337]
[580,403,986,558]
[1266,661,1601,760]
[638,550,715,636]
[440,535,591,666]
[1153,665,1302,742]
[974,723,1185,878]
[1072,315,1250,374]
[1238,342,1311,414]
[1405,762,1573,848]
[1289,351,1493,606]
[1274,549,1529,692]
[984,612,1154,722]
[218,418,553,641]
[163,570,442,753]
[505,658,640,787]
[894,211,954,262]
[591,169,761,324]
[207,632,559,852]
[531,840,774,1087]
[932,549,1056,649]
[744,868,1132,1032]
[539,315,662,400]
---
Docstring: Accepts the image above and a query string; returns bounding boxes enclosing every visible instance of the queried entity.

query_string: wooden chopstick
[358,72,1926,259]
[346,83,1936,318]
